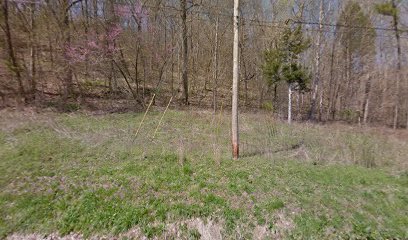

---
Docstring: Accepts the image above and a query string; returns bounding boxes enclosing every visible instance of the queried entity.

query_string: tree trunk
[134,45,140,94]
[327,32,337,120]
[318,88,324,121]
[2,0,25,104]
[29,2,37,100]
[344,46,351,112]
[288,83,293,124]
[296,92,300,119]
[309,0,324,121]
[170,25,175,97]
[232,0,240,159]
[273,85,278,105]
[180,0,189,105]
[213,14,219,113]
[63,0,74,98]
[363,74,372,125]
[392,0,402,129]
[92,0,97,19]
[113,60,137,100]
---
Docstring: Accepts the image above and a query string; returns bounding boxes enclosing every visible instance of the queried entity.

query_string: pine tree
[263,25,311,124]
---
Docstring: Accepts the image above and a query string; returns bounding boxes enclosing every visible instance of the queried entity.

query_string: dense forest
[1,0,407,128]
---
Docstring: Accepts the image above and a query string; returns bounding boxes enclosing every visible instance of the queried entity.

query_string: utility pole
[232,0,240,159]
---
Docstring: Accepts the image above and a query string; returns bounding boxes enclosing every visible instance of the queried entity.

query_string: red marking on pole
[232,142,239,160]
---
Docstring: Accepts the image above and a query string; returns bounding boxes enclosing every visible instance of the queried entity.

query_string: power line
[293,21,407,32]
[138,4,408,33]
[9,0,408,35]
[240,21,408,40]
[150,7,408,40]
[130,5,408,40]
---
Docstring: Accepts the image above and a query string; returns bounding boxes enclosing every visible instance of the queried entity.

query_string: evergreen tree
[263,25,311,123]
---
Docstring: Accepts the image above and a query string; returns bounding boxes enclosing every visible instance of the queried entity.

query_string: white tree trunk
[232,0,240,159]
[319,89,323,121]
[288,83,292,124]
[363,74,372,125]
[309,0,324,120]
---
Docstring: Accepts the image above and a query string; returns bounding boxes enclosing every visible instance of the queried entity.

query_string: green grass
[0,110,407,239]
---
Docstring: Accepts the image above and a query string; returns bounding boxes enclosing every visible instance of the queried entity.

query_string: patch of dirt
[186,218,223,240]
[7,231,147,240]
[6,214,299,240]
[6,219,223,240]
[6,233,86,240]
[118,227,147,240]
[252,225,270,240]
[269,210,297,240]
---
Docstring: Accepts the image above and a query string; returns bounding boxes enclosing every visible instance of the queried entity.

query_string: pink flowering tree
[66,24,122,65]
[65,0,176,102]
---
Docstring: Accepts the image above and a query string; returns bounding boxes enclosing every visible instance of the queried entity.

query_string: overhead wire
[7,0,408,39]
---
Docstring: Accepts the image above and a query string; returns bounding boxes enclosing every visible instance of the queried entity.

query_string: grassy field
[0,108,407,239]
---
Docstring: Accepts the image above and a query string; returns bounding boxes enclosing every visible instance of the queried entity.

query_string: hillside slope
[1,109,407,239]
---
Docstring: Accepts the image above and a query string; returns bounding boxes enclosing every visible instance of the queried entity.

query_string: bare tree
[0,0,406,130]
[2,0,25,104]
[391,0,403,129]
[180,0,189,105]
[213,11,219,113]
[308,0,324,121]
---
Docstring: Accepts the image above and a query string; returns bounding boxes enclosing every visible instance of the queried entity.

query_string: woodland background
[1,0,408,128]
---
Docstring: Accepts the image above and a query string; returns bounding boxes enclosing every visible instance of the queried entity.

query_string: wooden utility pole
[232,0,240,159]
